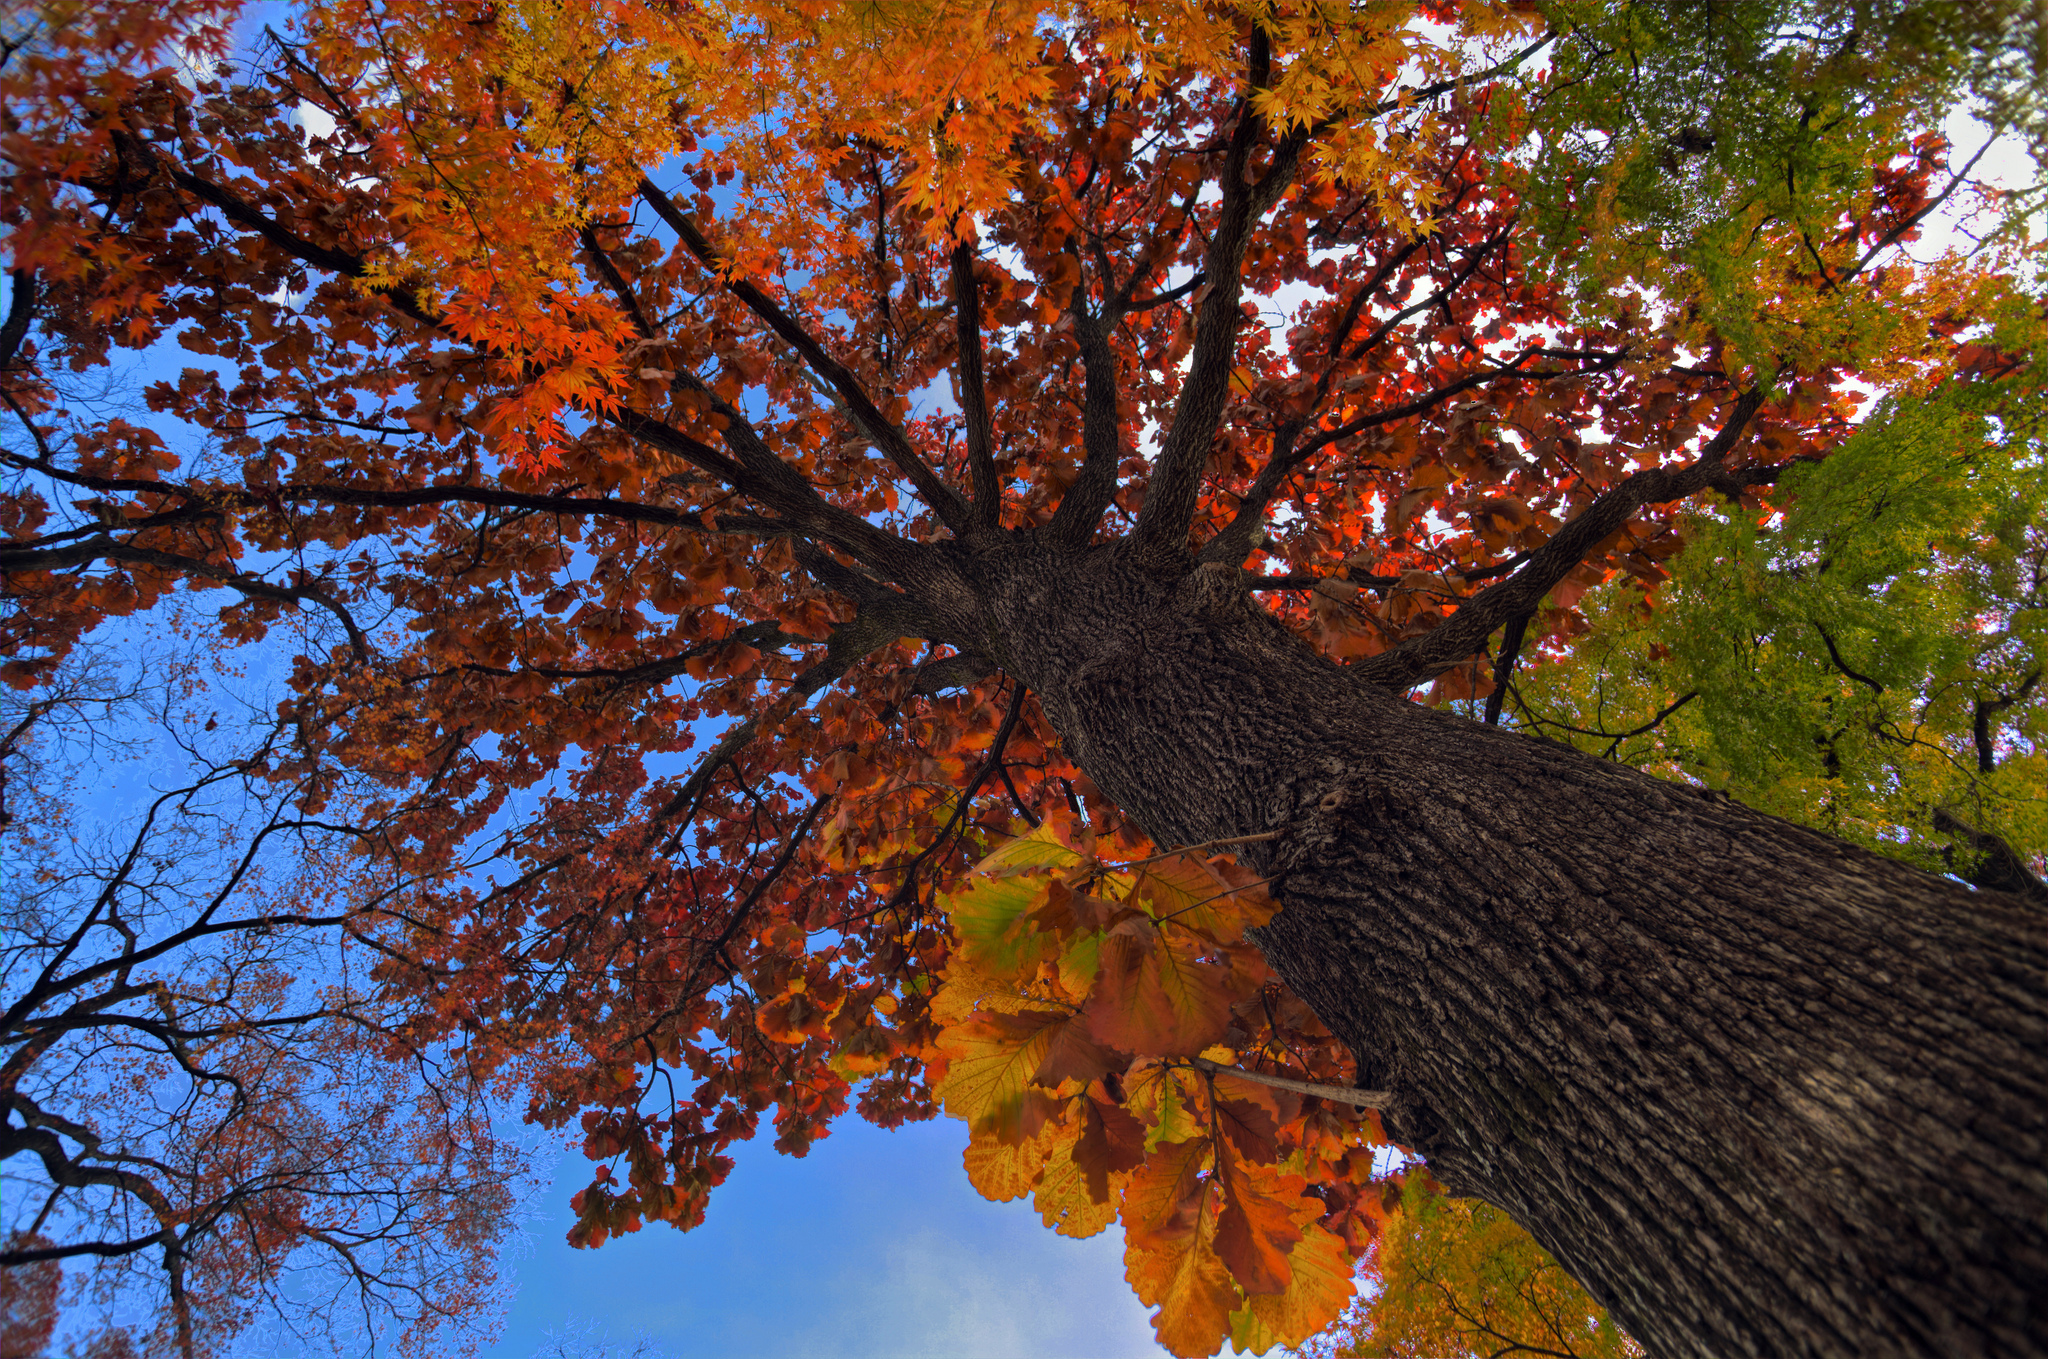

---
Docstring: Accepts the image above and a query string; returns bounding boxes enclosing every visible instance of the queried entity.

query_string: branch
[1133,28,1556,563]
[949,239,1000,527]
[1044,308,1126,547]
[1202,347,1623,568]
[638,179,976,539]
[673,796,831,1007]
[1351,389,1768,690]
[1931,806,2048,904]
[103,138,924,578]
[0,268,33,370]
[1482,611,1529,725]
[1814,622,1885,695]
[1972,669,2041,773]
[580,226,658,340]
[910,650,995,695]
[1184,1056,1388,1110]
[1511,686,1701,759]
[1131,26,1301,560]
[877,682,1032,912]
[643,598,936,839]
[0,536,369,660]
[1121,271,1206,313]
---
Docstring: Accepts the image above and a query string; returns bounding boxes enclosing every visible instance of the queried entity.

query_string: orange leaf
[1084,928,1247,1057]
[1229,1223,1359,1351]
[1071,1094,1149,1203]
[1213,1151,1305,1295]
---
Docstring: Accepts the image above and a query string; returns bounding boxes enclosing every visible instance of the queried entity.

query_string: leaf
[1213,1153,1305,1296]
[1034,1139,1125,1238]
[1125,1062,1205,1151]
[1130,855,1278,945]
[1084,928,1249,1057]
[933,1008,1072,1143]
[1071,1094,1149,1203]
[1033,1016,1126,1090]
[1213,1097,1281,1166]
[1120,1136,1213,1252]
[1126,1204,1242,1359]
[1228,1223,1358,1353]
[961,1116,1066,1203]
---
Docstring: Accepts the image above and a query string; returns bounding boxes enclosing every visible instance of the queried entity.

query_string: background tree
[1296,1175,1642,1359]
[0,638,528,1358]
[1512,375,2046,897]
[1,1,2042,1357]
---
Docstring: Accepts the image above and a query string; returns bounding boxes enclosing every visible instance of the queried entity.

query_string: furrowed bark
[945,541,2047,1359]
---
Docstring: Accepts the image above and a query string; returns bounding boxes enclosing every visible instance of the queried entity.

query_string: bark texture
[952,540,2048,1359]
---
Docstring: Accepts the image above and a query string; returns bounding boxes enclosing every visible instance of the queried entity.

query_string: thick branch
[1482,611,1530,725]
[949,240,1001,527]
[1932,806,2048,903]
[638,179,975,539]
[580,227,658,340]
[1132,30,1555,562]
[0,269,33,370]
[1044,309,1127,547]
[1131,27,1300,560]
[1352,390,1767,689]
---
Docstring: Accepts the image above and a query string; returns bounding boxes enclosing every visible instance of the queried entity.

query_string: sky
[485,1119,1171,1359]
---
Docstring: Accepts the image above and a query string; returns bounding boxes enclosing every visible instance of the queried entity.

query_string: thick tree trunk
[960,544,2048,1359]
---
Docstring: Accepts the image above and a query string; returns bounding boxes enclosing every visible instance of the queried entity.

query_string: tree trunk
[963,544,2048,1359]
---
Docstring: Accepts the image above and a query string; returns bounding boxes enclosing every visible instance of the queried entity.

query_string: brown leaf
[1072,1094,1149,1203]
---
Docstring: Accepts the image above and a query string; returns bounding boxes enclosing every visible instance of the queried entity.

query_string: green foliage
[1513,369,2048,888]
[1508,0,2039,370]
[1297,1179,1640,1359]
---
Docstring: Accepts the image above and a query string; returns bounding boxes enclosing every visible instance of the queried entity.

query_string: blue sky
[488,1118,1170,1359]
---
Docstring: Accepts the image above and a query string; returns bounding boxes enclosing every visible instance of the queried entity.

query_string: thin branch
[1044,308,1126,547]
[0,537,369,660]
[638,179,975,539]
[1814,622,1885,696]
[1483,612,1530,726]
[1184,1056,1389,1110]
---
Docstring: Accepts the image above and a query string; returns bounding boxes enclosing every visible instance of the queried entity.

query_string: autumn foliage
[1,0,2041,1354]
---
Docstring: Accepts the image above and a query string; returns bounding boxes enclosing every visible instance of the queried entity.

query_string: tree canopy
[1,0,2041,1355]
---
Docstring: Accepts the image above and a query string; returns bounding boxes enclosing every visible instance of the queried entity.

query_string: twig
[1185,1056,1389,1110]
[1116,831,1282,871]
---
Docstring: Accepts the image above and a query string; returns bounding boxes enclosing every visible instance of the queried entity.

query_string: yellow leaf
[1228,1223,1359,1353]
[962,1115,1068,1203]
[933,1008,1071,1142]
